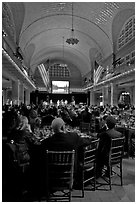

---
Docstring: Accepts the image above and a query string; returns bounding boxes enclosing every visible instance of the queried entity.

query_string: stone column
[128,86,135,106]
[2,89,7,105]
[25,89,30,105]
[19,83,24,104]
[110,83,118,106]
[12,80,20,105]
[90,90,95,106]
[102,85,109,106]
[110,83,114,107]
[102,87,105,106]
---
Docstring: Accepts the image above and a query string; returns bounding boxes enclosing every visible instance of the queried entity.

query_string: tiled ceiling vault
[2,2,135,89]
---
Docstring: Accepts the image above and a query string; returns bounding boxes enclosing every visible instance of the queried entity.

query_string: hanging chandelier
[66,2,79,45]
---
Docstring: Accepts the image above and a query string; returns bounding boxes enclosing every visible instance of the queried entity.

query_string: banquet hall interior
[2,2,135,202]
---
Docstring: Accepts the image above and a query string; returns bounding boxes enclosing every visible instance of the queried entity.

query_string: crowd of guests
[2,101,135,134]
[2,101,135,201]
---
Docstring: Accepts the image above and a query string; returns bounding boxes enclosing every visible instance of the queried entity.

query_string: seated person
[41,117,90,190]
[96,116,122,178]
[4,115,31,201]
[98,114,108,133]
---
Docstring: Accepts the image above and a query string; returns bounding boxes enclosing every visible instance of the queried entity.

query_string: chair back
[83,139,99,166]
[46,150,75,201]
[110,137,125,165]
[81,139,99,197]
[98,137,125,190]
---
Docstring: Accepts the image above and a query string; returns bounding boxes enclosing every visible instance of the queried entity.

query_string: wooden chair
[46,150,75,202]
[80,122,91,133]
[100,137,125,190]
[81,139,99,197]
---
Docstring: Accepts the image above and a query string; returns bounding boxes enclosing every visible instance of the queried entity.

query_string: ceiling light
[66,3,79,45]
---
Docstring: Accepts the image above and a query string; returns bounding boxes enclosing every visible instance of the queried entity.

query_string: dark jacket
[96,128,122,171]
[42,131,84,151]
[81,108,91,123]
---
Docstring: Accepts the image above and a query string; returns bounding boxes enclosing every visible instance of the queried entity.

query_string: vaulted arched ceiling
[2,2,135,89]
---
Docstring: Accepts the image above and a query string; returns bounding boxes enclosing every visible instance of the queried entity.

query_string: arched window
[49,64,70,77]
[118,15,135,50]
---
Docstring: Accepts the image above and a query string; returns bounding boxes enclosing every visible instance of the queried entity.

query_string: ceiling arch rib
[19,14,113,79]
[30,47,90,77]
[20,13,112,45]
[23,26,96,76]
[30,44,90,67]
[19,14,113,55]
[23,27,104,57]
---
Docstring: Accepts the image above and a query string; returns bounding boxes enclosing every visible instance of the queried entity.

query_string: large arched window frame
[49,64,70,77]
[117,15,135,50]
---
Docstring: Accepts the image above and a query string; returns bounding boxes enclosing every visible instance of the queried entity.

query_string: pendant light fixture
[66,2,79,45]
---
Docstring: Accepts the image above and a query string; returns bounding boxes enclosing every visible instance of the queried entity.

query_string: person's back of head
[106,116,116,129]
[51,117,65,133]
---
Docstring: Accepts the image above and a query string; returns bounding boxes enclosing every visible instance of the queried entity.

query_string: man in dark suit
[81,106,91,123]
[96,116,122,178]
[42,117,84,150]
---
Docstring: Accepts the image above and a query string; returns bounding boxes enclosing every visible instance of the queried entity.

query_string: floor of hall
[8,156,134,202]
[71,157,135,202]
[38,157,135,202]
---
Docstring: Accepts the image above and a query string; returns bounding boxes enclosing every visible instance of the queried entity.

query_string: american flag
[94,61,104,85]
[38,64,49,87]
